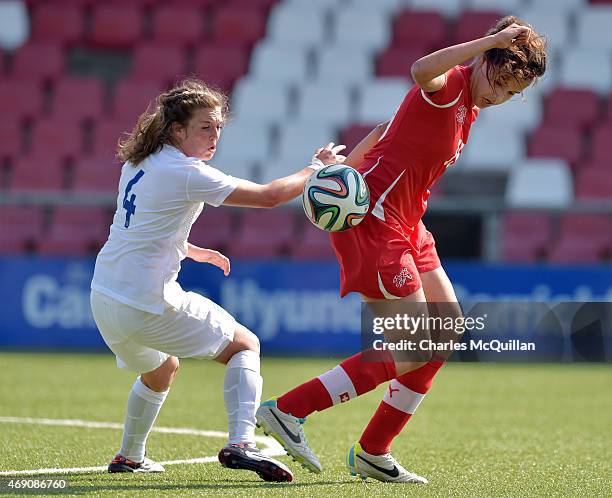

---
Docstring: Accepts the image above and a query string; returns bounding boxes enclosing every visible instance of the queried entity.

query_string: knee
[236,324,260,355]
[142,356,179,392]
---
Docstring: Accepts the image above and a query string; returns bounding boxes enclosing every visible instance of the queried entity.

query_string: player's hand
[309,142,347,170]
[491,23,532,49]
[189,247,230,276]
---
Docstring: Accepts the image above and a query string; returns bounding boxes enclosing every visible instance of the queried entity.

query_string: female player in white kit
[90,79,345,482]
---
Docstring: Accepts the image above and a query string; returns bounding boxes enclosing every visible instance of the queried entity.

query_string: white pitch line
[0,416,284,476]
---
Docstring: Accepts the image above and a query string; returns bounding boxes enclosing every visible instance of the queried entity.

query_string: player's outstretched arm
[411,23,532,92]
[223,142,346,209]
[343,121,389,167]
[187,244,230,276]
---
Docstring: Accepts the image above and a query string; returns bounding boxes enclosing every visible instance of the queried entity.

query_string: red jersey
[359,65,479,230]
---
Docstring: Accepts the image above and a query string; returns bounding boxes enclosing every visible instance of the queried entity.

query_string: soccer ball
[302,164,370,232]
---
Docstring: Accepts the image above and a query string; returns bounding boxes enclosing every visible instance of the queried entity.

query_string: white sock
[223,350,262,446]
[119,377,168,462]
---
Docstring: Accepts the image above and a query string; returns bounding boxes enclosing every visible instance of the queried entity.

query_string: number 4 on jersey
[123,169,145,228]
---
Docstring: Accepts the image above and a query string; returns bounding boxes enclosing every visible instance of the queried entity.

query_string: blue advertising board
[0,257,611,359]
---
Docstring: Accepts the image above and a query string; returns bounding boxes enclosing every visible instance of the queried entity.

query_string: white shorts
[90,290,236,373]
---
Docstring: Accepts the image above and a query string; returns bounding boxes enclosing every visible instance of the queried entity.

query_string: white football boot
[255,399,322,473]
[347,443,428,483]
[108,454,165,473]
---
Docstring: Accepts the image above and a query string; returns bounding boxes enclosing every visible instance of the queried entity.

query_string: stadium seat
[391,10,447,51]
[376,46,427,79]
[89,5,142,49]
[559,48,612,94]
[0,206,44,253]
[465,0,523,12]
[129,43,188,86]
[193,44,249,91]
[460,127,525,170]
[111,80,163,121]
[410,0,463,17]
[339,124,374,154]
[516,9,570,52]
[266,5,327,46]
[29,117,84,159]
[0,0,29,50]
[276,121,335,167]
[576,6,612,49]
[92,118,136,161]
[294,83,353,125]
[230,210,296,258]
[476,92,543,133]
[230,78,291,122]
[315,46,373,83]
[38,206,110,255]
[575,167,612,199]
[72,155,121,192]
[502,212,552,262]
[29,4,84,45]
[543,88,600,131]
[589,125,612,162]
[10,153,66,191]
[0,79,44,121]
[249,43,310,84]
[348,0,401,14]
[51,77,105,122]
[333,7,392,52]
[355,78,410,124]
[505,159,573,208]
[526,0,586,11]
[291,223,335,260]
[528,125,584,165]
[452,10,504,45]
[188,208,235,252]
[0,120,23,160]
[11,42,64,80]
[151,6,205,47]
[548,214,612,263]
[211,6,267,47]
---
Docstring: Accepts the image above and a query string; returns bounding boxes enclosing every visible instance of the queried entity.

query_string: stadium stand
[1,0,610,263]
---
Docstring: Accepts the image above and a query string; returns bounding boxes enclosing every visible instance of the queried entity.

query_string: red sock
[359,360,444,455]
[277,350,396,418]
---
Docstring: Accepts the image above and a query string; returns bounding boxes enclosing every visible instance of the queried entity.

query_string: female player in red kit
[257,16,547,483]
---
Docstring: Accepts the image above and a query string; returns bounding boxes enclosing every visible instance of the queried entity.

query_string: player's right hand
[312,142,347,168]
[491,23,531,49]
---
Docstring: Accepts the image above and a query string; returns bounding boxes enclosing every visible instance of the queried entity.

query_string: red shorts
[330,216,441,299]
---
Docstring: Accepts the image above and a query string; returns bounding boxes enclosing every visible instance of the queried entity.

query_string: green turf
[0,352,610,497]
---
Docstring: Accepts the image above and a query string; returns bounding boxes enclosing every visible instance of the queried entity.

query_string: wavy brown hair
[483,15,547,87]
[118,78,228,165]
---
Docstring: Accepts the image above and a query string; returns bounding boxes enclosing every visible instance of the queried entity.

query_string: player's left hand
[189,247,231,276]
[311,142,347,169]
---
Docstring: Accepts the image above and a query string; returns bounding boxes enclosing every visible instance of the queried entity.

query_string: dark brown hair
[118,78,228,165]
[483,15,547,87]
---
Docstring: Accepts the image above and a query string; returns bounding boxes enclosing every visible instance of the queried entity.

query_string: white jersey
[91,145,238,314]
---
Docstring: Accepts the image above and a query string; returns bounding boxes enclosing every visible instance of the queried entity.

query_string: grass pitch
[0,352,610,497]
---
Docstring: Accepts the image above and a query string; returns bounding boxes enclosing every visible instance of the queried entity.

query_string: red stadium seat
[291,223,335,260]
[376,46,424,78]
[38,206,110,255]
[548,214,612,263]
[544,88,600,131]
[588,125,612,162]
[72,155,121,192]
[502,212,552,262]
[193,45,249,91]
[129,43,188,85]
[339,125,375,154]
[392,10,447,50]
[230,210,295,258]
[111,80,163,121]
[188,209,235,251]
[0,79,44,121]
[51,77,106,121]
[11,42,64,81]
[30,117,84,159]
[211,6,267,47]
[575,168,612,199]
[548,240,605,264]
[10,154,66,191]
[0,120,23,160]
[151,6,206,46]
[528,125,584,165]
[227,0,278,9]
[0,206,44,253]
[89,5,143,49]
[453,10,503,45]
[92,118,136,160]
[29,4,84,45]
